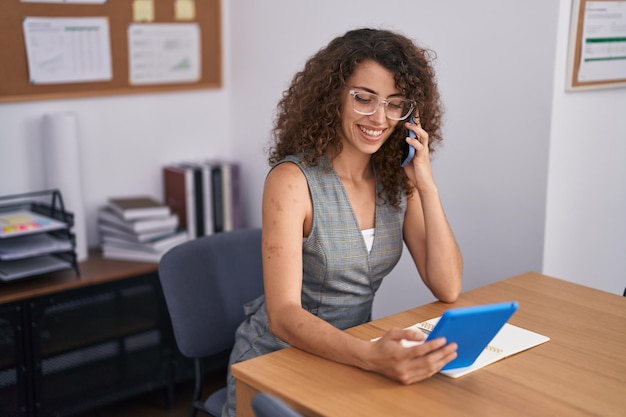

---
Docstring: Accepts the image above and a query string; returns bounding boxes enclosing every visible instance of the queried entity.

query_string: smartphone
[400,115,416,167]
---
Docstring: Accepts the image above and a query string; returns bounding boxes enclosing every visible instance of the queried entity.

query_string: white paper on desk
[408,318,550,378]
[22,17,112,84]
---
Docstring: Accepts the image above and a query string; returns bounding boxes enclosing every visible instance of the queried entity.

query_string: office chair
[252,393,304,417]
[158,228,264,417]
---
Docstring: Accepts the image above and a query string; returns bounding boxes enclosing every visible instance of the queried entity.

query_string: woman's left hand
[403,116,435,191]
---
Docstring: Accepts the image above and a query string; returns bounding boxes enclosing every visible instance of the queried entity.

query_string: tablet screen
[426,301,519,370]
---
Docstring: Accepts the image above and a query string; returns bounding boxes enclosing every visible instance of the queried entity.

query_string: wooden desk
[232,272,626,417]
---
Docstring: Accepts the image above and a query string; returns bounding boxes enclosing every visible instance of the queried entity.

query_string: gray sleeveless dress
[221,154,406,417]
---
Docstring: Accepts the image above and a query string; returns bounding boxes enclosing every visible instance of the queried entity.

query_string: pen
[416,326,431,335]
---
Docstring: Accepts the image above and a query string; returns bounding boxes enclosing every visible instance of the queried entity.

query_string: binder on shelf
[207,159,242,233]
[210,163,224,233]
[177,162,206,238]
[0,190,80,281]
[230,162,243,230]
[198,160,215,235]
[163,159,243,239]
[163,165,197,239]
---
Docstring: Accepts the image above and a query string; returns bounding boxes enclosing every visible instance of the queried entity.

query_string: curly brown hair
[268,28,443,209]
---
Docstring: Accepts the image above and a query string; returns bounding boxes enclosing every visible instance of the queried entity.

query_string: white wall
[1,1,623,318]
[0,6,234,250]
[229,0,559,317]
[543,1,626,296]
[0,89,233,248]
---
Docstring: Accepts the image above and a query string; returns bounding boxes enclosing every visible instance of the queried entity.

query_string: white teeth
[359,126,383,137]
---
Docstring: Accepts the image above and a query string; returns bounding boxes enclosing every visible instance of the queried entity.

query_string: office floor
[75,370,226,417]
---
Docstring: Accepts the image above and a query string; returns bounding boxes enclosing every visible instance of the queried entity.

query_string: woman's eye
[355,93,373,103]
[388,100,404,110]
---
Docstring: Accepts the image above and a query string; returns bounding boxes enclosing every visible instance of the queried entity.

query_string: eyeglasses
[347,89,416,121]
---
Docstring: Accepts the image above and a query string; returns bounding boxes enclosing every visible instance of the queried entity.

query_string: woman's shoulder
[269,159,304,177]
[269,153,321,178]
[266,159,308,191]
[268,153,330,187]
[264,158,313,220]
[273,154,306,169]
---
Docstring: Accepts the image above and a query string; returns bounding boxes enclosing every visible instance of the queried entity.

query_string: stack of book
[162,159,243,239]
[98,196,188,263]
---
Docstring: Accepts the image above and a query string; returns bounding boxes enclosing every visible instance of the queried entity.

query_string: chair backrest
[158,228,264,359]
[252,393,304,417]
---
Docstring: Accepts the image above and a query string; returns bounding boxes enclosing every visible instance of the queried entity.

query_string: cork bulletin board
[566,0,626,91]
[0,0,222,103]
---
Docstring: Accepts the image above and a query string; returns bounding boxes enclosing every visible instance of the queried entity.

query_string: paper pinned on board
[175,0,196,20]
[22,17,112,85]
[128,23,201,85]
[133,0,154,22]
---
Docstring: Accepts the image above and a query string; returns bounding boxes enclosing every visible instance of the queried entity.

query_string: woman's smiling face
[340,60,403,157]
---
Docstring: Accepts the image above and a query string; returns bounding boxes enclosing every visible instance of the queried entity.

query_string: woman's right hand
[363,328,458,384]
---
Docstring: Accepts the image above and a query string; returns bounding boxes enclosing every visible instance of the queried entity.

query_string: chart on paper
[128,23,201,85]
[577,1,626,82]
[22,17,112,84]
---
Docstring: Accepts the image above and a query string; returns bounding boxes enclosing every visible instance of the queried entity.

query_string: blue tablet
[426,301,519,370]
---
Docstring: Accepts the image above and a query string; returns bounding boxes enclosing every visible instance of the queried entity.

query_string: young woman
[222,28,463,417]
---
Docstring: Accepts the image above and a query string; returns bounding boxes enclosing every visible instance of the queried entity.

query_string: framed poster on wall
[566,0,626,91]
